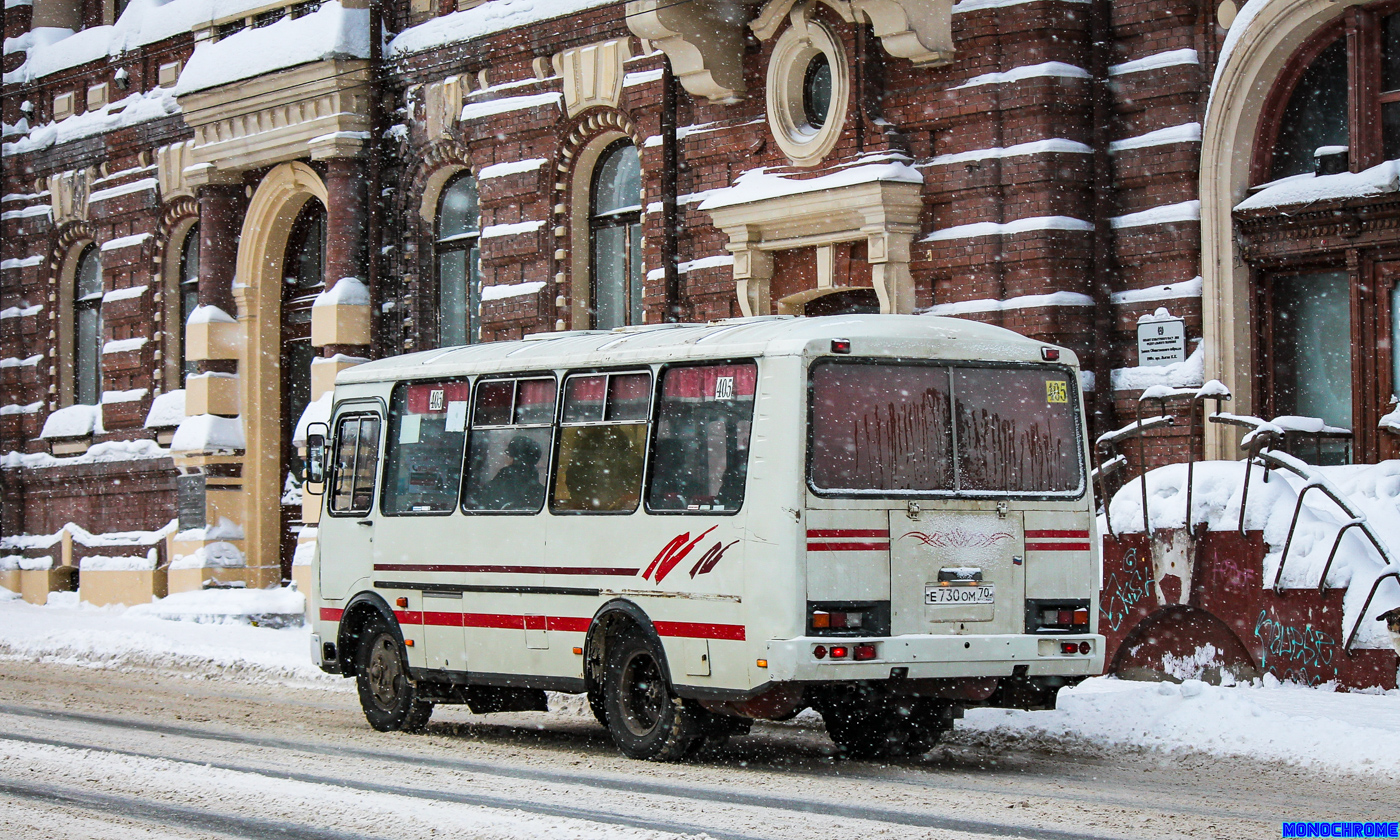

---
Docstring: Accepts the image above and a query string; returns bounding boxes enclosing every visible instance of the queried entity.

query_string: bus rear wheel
[602,631,700,761]
[355,618,432,732]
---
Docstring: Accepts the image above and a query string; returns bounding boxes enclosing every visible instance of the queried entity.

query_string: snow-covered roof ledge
[698,156,924,211]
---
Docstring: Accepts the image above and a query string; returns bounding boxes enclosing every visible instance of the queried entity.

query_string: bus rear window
[809,362,1081,495]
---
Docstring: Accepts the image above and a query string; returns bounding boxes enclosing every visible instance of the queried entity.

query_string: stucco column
[196,184,243,316]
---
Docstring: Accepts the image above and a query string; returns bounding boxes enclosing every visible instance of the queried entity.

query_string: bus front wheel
[602,631,700,761]
[355,618,432,732]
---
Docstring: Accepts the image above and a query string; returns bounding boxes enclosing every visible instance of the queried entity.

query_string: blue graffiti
[1101,547,1155,632]
[1253,610,1338,685]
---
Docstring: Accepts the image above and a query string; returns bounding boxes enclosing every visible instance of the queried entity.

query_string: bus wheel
[355,618,432,732]
[602,631,700,761]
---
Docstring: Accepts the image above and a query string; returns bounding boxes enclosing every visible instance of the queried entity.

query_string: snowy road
[0,658,1392,839]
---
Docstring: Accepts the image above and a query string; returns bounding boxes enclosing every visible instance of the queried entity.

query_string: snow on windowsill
[388,0,613,57]
[644,255,734,283]
[923,216,1094,242]
[1108,123,1202,154]
[952,61,1089,90]
[479,219,544,239]
[103,337,148,354]
[458,91,563,122]
[100,233,154,253]
[1236,159,1400,211]
[1109,49,1200,76]
[101,388,148,404]
[477,158,547,180]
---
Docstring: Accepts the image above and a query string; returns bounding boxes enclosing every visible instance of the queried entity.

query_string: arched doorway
[280,200,326,581]
[233,161,331,588]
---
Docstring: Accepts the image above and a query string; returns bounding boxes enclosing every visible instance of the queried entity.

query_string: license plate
[925,584,995,606]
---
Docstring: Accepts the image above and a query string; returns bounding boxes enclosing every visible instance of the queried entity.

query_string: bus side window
[382,380,470,515]
[647,362,757,513]
[329,414,381,515]
[462,376,556,512]
[552,371,650,513]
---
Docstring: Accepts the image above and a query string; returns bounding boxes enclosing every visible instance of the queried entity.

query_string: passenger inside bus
[562,425,642,511]
[481,434,545,510]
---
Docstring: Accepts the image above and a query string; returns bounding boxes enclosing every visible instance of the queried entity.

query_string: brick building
[0,0,1392,605]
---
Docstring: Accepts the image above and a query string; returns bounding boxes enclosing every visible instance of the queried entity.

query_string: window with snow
[590,141,643,330]
[436,174,480,347]
[74,245,103,406]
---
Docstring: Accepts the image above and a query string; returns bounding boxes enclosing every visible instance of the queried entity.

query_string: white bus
[307,315,1103,760]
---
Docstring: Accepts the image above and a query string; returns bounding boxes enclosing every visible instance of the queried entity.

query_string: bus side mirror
[305,422,329,488]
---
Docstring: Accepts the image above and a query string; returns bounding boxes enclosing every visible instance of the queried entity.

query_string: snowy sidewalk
[0,595,1396,777]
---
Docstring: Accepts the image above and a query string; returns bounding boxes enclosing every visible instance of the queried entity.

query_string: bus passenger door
[319,406,383,603]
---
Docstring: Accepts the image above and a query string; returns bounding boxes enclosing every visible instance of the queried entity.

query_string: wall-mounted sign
[176,472,206,531]
[1137,316,1186,367]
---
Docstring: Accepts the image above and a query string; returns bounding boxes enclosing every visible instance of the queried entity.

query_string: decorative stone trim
[753,0,952,66]
[625,0,749,103]
[765,13,849,167]
[554,38,634,117]
[554,109,645,329]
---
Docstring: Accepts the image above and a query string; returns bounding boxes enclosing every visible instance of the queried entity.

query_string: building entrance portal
[279,201,326,582]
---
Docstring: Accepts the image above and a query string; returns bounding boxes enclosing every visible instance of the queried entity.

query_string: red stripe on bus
[320,607,344,622]
[1025,542,1092,552]
[372,564,639,576]
[398,611,739,640]
[805,529,889,538]
[806,542,889,552]
[1024,530,1090,539]
[652,620,746,641]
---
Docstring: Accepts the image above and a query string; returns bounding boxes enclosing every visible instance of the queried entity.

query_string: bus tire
[355,617,432,733]
[602,630,700,761]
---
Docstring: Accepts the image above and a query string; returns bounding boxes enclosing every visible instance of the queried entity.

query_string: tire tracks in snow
[0,704,1130,840]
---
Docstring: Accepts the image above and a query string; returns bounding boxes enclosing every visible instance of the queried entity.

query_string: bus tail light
[1041,347,1060,361]
[853,644,878,661]
[808,602,890,636]
[1026,599,1091,634]
[813,645,827,659]
[829,645,850,660]
[1060,642,1078,655]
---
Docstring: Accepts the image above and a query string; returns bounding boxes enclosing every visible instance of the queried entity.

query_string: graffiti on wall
[1101,547,1155,632]
[1253,610,1338,685]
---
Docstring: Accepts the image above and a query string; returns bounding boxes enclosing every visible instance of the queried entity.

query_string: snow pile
[312,276,369,308]
[292,392,332,447]
[1108,123,1201,153]
[0,595,327,681]
[175,517,244,542]
[459,92,563,121]
[1110,200,1200,229]
[953,61,1089,89]
[3,87,180,156]
[176,2,370,95]
[921,291,1094,317]
[478,158,547,179]
[958,676,1400,777]
[1237,159,1400,210]
[923,216,1094,242]
[39,404,103,439]
[144,389,186,428]
[481,280,547,301]
[1110,341,1204,390]
[187,303,235,324]
[80,551,158,572]
[699,155,923,210]
[169,540,244,570]
[127,586,305,625]
[1108,458,1400,647]
[171,413,244,453]
[5,438,171,468]
[388,0,612,57]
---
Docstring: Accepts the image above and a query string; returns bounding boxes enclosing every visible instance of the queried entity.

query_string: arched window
[435,174,480,346]
[1270,38,1348,180]
[590,140,643,329]
[74,244,103,406]
[178,224,200,385]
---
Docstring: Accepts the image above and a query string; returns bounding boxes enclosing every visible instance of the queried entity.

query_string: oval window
[802,53,833,130]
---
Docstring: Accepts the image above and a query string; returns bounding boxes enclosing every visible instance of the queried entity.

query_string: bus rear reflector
[854,644,878,661]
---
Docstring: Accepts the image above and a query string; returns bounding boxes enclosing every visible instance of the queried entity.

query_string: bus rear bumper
[765,633,1106,682]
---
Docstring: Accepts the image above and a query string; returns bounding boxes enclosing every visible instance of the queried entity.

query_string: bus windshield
[809,361,1082,496]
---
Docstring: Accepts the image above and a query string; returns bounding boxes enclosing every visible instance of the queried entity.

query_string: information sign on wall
[1137,316,1186,367]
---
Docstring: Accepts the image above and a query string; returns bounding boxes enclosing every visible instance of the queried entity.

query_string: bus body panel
[311,316,1105,706]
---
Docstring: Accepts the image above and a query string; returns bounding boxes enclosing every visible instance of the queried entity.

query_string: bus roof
[336,314,1075,385]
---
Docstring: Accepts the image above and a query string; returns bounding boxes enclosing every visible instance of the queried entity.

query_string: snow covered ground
[0,594,1395,778]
